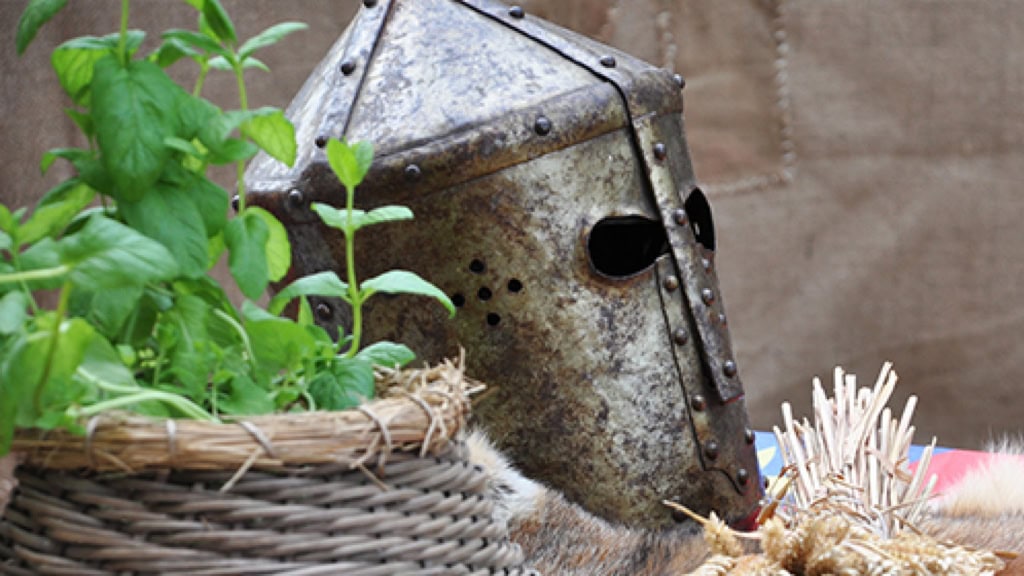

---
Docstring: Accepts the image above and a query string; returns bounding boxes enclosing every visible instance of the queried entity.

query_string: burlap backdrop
[2,0,1021,448]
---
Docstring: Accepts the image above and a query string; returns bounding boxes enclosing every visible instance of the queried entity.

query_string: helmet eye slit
[587,216,669,278]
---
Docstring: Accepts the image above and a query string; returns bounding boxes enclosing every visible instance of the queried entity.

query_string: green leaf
[207,231,226,268]
[207,55,232,71]
[59,215,180,289]
[0,230,10,252]
[51,39,110,106]
[267,270,348,315]
[149,37,200,68]
[64,108,94,137]
[70,284,144,339]
[176,94,219,140]
[351,206,413,233]
[76,333,137,389]
[201,0,237,44]
[119,288,162,347]
[165,136,203,157]
[161,164,229,238]
[246,207,290,282]
[209,55,268,72]
[0,291,28,335]
[224,211,270,299]
[161,29,226,57]
[246,316,316,374]
[21,179,96,244]
[1,318,96,451]
[16,0,68,55]
[0,205,17,236]
[309,203,413,235]
[92,57,183,201]
[296,292,314,326]
[361,270,456,317]
[218,375,274,415]
[38,149,114,195]
[240,108,296,167]
[243,57,270,72]
[326,139,374,190]
[240,298,276,323]
[51,32,145,106]
[239,22,307,61]
[40,147,89,175]
[18,238,64,291]
[119,184,208,278]
[356,341,415,369]
[207,138,258,164]
[310,357,375,411]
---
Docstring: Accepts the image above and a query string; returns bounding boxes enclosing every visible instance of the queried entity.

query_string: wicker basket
[0,360,533,575]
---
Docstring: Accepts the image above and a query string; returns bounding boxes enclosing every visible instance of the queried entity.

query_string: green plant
[0,0,454,454]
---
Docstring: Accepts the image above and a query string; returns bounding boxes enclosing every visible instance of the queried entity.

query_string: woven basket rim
[11,356,479,475]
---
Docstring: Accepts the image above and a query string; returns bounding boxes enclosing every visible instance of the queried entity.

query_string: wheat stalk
[681,363,1004,575]
[769,362,936,537]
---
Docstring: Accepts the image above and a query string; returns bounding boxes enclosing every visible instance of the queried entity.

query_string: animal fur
[921,439,1024,553]
[467,431,1024,574]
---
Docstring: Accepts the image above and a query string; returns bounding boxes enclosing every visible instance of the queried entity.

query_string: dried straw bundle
[676,363,1005,576]
[11,356,478,475]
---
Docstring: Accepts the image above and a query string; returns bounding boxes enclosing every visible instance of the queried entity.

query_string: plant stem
[193,63,209,98]
[118,0,130,66]
[0,265,69,286]
[344,186,362,357]
[7,250,41,314]
[76,390,217,422]
[233,61,249,210]
[34,280,72,412]
[213,309,258,375]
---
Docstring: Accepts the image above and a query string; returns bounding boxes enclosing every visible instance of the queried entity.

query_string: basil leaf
[326,139,373,190]
[21,179,96,244]
[51,32,145,106]
[16,0,68,55]
[245,316,316,374]
[58,215,179,289]
[0,292,29,335]
[92,57,182,201]
[119,184,208,278]
[69,284,144,339]
[246,207,290,282]
[361,270,455,317]
[310,357,374,411]
[356,341,415,369]
[311,203,413,234]
[218,375,274,415]
[238,22,307,61]
[267,271,349,316]
[201,0,236,44]
[240,108,296,167]
[224,211,270,299]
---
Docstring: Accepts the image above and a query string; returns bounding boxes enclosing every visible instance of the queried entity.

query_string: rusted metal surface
[246,0,762,529]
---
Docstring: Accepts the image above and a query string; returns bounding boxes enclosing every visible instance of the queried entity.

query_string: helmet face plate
[247,0,762,529]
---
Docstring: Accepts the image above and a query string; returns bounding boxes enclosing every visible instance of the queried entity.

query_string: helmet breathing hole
[486,313,501,326]
[478,287,492,301]
[587,216,669,278]
[469,259,486,273]
[684,188,716,251]
[452,293,466,308]
[508,278,523,293]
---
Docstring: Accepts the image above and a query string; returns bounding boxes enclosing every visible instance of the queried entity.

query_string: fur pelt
[922,440,1024,553]
[468,431,1024,575]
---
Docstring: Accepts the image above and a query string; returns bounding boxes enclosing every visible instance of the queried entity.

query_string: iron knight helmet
[247,0,763,530]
